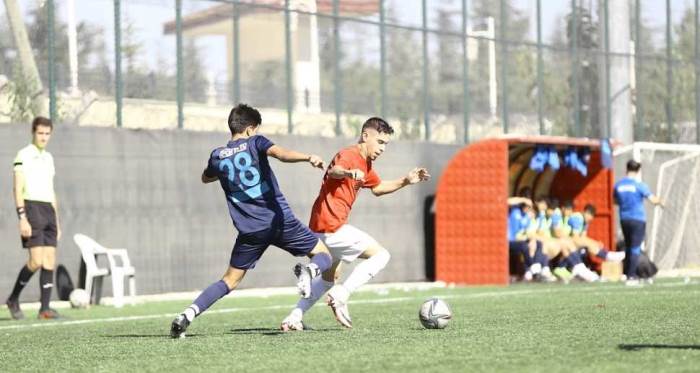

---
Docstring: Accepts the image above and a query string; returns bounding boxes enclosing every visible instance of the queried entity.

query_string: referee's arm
[13,170,31,238]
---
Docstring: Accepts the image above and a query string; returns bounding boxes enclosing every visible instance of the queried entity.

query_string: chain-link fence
[1,0,699,144]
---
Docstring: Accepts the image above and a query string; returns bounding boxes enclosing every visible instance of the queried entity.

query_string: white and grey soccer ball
[69,288,90,309]
[419,298,452,329]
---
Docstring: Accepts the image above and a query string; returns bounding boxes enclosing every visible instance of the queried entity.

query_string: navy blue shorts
[620,219,646,250]
[230,216,319,270]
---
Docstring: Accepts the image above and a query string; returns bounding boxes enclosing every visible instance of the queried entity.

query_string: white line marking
[0,282,695,332]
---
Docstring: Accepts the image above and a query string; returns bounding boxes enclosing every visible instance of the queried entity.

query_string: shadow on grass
[0,317,15,322]
[619,344,700,351]
[228,327,338,336]
[104,334,202,339]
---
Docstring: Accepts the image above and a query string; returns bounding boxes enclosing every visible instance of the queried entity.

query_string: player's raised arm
[371,167,430,197]
[508,197,533,207]
[267,145,325,169]
[328,165,365,180]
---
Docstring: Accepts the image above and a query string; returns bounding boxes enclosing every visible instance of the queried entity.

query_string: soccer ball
[419,298,452,329]
[69,289,90,309]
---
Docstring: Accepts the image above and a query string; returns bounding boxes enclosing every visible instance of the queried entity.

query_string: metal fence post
[536,0,543,135]
[333,0,342,136]
[604,0,611,138]
[285,0,293,134]
[635,0,643,140]
[422,0,430,140]
[114,0,122,128]
[572,0,580,137]
[176,0,184,129]
[696,0,700,144]
[380,0,387,119]
[233,1,241,104]
[47,0,57,123]
[462,0,470,143]
[666,0,673,143]
[500,0,508,134]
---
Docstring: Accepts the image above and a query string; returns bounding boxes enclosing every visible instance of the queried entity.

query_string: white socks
[183,304,200,322]
[294,277,334,315]
[342,250,391,293]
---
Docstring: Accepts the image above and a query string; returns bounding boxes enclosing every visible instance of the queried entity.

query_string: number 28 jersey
[204,135,292,234]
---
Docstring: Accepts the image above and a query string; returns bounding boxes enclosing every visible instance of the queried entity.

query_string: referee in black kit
[5,117,61,319]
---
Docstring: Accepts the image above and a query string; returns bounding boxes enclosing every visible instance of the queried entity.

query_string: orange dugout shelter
[435,135,615,285]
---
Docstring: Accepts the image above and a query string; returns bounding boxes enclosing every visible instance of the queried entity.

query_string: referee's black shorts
[21,200,58,249]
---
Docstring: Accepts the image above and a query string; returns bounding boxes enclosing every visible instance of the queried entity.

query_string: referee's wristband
[16,207,26,219]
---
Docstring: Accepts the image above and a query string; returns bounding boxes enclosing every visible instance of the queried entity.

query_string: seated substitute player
[507,197,539,281]
[170,104,333,338]
[613,159,663,285]
[280,117,430,330]
[534,197,598,282]
[563,202,625,265]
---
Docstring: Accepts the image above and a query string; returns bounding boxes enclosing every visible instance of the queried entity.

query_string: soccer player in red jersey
[280,117,430,330]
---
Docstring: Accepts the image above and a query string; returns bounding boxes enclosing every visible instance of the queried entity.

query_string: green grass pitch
[1,280,699,372]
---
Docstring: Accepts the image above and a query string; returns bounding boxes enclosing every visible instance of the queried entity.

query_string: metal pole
[114,0,122,128]
[285,0,293,134]
[380,0,387,119]
[462,0,470,143]
[635,0,643,140]
[422,0,430,140]
[66,0,79,96]
[333,0,341,135]
[47,0,57,123]
[666,0,673,142]
[696,0,700,144]
[604,0,611,138]
[176,0,184,129]
[500,0,508,133]
[536,0,543,135]
[232,1,241,104]
[572,0,580,137]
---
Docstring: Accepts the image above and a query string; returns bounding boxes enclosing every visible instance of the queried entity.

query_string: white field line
[1,281,696,332]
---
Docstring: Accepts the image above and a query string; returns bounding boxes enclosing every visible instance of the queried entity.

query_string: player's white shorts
[318,224,381,263]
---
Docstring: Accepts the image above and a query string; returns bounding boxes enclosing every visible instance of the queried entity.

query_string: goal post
[614,142,700,276]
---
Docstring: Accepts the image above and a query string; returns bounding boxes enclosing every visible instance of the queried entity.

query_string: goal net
[614,142,700,276]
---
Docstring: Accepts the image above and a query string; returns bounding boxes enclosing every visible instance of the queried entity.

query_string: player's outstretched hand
[406,167,430,184]
[308,154,325,169]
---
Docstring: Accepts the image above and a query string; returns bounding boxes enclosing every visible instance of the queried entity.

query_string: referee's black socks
[8,265,35,302]
[40,268,54,310]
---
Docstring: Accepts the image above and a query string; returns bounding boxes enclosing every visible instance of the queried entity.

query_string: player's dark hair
[534,195,548,204]
[32,116,52,132]
[228,103,262,134]
[517,187,532,199]
[626,159,642,172]
[584,203,596,216]
[361,117,394,135]
[548,197,560,208]
[562,200,574,209]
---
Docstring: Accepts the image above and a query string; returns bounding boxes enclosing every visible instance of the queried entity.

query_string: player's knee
[27,258,42,272]
[221,267,245,290]
[43,251,56,270]
[374,249,391,269]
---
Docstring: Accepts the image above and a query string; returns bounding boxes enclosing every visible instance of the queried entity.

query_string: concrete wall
[0,124,459,300]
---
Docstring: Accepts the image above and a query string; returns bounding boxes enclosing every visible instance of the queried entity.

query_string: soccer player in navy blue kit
[613,160,663,285]
[170,104,333,338]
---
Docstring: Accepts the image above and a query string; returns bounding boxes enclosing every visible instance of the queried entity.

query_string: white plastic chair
[73,234,136,308]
